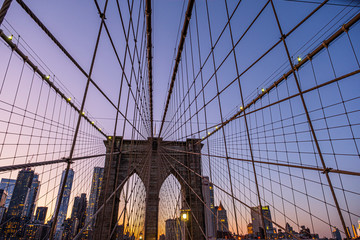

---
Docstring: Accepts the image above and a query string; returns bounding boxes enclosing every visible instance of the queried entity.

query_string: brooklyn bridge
[0,0,359,239]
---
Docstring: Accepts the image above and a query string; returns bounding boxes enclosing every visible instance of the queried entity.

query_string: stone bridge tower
[94,137,205,240]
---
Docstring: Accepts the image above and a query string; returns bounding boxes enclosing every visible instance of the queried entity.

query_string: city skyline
[0,0,359,239]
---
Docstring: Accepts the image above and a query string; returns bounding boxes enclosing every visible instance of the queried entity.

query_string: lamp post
[180,208,190,240]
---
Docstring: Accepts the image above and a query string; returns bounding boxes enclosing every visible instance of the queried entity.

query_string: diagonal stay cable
[199,10,360,144]
[14,0,146,139]
[159,146,302,240]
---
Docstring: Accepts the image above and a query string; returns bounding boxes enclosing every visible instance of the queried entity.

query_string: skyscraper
[165,218,183,240]
[250,205,274,236]
[202,176,215,238]
[71,193,87,235]
[34,207,48,224]
[0,178,16,208]
[332,227,341,240]
[215,202,229,232]
[54,168,74,239]
[23,174,40,219]
[86,167,104,229]
[6,168,35,219]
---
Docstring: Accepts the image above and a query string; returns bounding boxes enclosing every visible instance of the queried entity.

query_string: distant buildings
[23,173,40,219]
[332,227,341,240]
[250,205,273,237]
[54,168,74,239]
[71,193,87,236]
[202,176,215,239]
[0,178,16,208]
[165,218,183,240]
[6,168,35,219]
[86,167,104,229]
[34,206,48,224]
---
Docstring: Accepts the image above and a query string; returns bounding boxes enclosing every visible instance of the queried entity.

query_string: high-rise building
[215,202,229,233]
[0,178,16,208]
[0,189,7,207]
[202,176,215,239]
[54,168,74,239]
[250,205,273,236]
[332,227,341,240]
[247,223,253,234]
[23,174,40,219]
[165,218,183,240]
[86,167,104,229]
[6,168,35,219]
[71,193,87,235]
[34,207,48,224]
[0,206,6,223]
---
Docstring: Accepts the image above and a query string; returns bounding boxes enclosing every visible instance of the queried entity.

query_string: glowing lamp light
[181,208,190,221]
[240,106,243,110]
[82,111,85,116]
[215,126,218,130]
[297,56,302,62]
[99,128,102,131]
[45,75,50,80]
[91,121,95,124]
[202,136,204,139]
[139,232,143,240]
[108,136,112,140]
[8,35,13,40]
[67,97,71,102]
[208,131,211,135]
[261,88,265,92]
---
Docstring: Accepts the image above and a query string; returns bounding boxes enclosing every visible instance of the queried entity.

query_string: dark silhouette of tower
[94,137,205,240]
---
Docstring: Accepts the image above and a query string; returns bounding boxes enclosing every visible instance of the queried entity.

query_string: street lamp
[139,232,143,240]
[181,208,190,221]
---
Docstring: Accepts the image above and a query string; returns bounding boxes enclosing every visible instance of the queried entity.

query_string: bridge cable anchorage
[158,0,195,137]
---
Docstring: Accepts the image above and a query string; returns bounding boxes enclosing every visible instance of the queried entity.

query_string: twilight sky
[0,0,359,238]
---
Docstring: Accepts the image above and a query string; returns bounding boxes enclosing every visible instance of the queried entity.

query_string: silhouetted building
[0,189,7,207]
[250,205,273,237]
[6,168,35,219]
[332,227,341,240]
[34,206,48,224]
[0,178,16,208]
[23,223,50,239]
[165,218,183,240]
[54,168,74,239]
[71,193,87,236]
[62,218,74,240]
[202,176,215,239]
[247,223,253,234]
[86,167,104,230]
[23,173,40,219]
[215,202,229,232]
[0,206,6,223]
